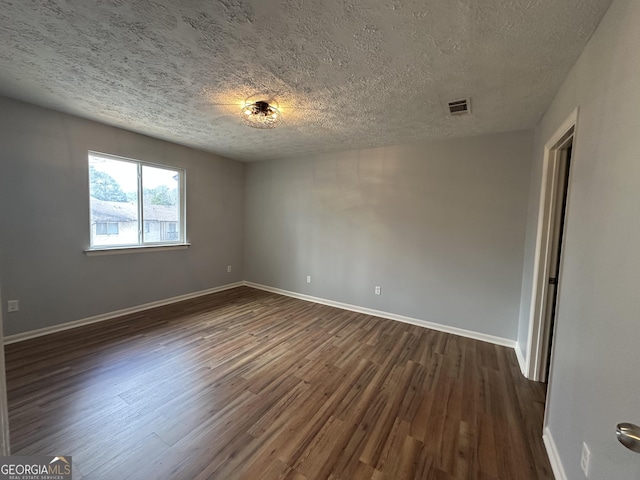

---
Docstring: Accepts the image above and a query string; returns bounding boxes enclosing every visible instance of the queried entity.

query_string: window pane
[142,165,180,243]
[89,155,139,247]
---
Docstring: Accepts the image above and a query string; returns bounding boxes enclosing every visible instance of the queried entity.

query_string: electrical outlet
[7,300,19,312]
[306,275,311,284]
[227,265,232,273]
[581,442,591,477]
[375,286,382,295]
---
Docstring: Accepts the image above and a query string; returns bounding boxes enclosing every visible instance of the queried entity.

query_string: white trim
[85,243,190,256]
[525,108,578,381]
[5,279,519,352]
[3,282,243,345]
[0,285,10,454]
[244,282,516,348]
[515,342,527,376]
[543,426,567,480]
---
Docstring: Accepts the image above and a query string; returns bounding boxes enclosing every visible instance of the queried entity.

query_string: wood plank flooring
[5,286,553,479]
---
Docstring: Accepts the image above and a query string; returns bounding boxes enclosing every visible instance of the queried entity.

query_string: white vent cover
[448,98,471,115]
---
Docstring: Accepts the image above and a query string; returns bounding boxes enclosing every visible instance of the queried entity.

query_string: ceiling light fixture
[241,101,282,129]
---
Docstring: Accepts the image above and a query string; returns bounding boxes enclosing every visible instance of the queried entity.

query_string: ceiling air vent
[448,98,470,116]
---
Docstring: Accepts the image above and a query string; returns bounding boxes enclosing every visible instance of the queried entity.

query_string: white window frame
[86,151,188,254]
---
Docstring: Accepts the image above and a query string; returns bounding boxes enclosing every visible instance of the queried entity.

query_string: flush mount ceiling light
[241,101,282,129]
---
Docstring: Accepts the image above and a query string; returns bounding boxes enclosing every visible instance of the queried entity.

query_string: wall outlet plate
[7,300,19,312]
[306,275,311,283]
[581,442,591,477]
[375,286,382,295]
[227,265,232,272]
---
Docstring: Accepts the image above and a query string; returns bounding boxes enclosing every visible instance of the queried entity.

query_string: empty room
[0,0,639,479]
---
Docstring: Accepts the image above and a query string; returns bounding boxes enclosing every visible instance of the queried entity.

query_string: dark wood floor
[5,287,553,479]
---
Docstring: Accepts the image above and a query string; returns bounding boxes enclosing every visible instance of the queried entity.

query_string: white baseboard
[515,342,527,376]
[5,280,519,353]
[244,282,517,349]
[3,282,244,345]
[543,426,567,480]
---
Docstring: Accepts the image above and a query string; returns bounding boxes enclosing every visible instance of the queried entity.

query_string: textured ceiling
[0,0,612,161]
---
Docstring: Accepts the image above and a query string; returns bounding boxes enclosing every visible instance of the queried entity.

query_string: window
[165,222,178,241]
[95,222,119,235]
[89,152,185,249]
[165,221,179,241]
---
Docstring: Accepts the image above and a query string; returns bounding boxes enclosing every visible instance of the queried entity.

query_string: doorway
[541,142,571,383]
[525,109,577,383]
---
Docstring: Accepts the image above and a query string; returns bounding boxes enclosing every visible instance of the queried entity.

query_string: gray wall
[518,0,640,477]
[0,96,245,336]
[245,131,533,340]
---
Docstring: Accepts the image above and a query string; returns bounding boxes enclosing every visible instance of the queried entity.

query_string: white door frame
[525,108,578,382]
[0,286,10,455]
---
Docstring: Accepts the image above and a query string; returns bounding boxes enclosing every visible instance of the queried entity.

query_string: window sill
[85,243,191,256]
